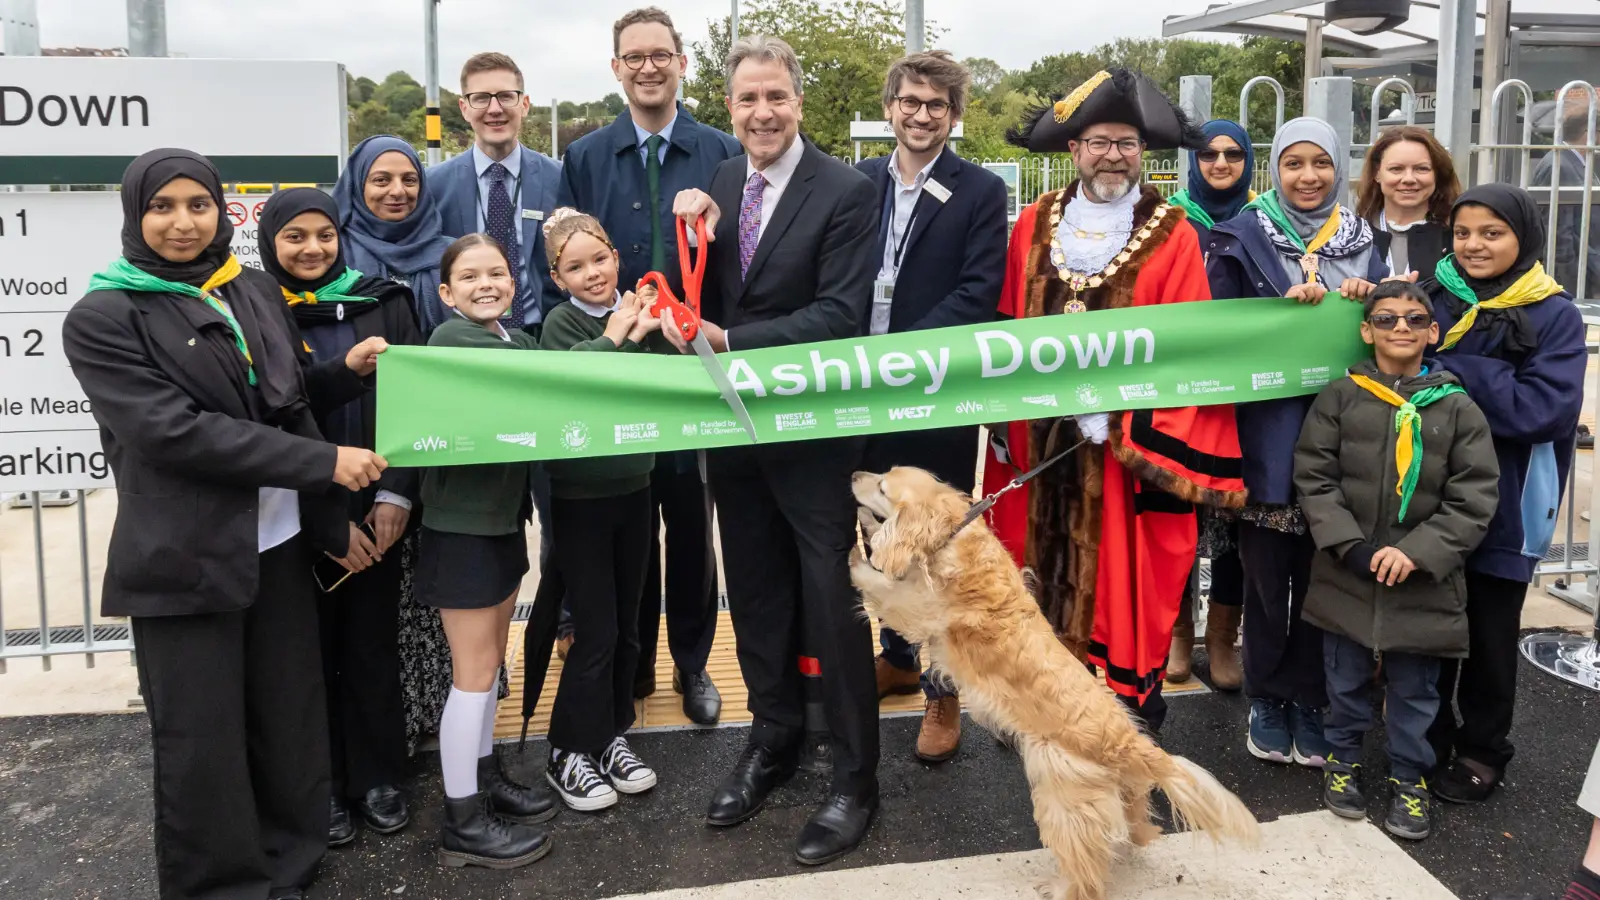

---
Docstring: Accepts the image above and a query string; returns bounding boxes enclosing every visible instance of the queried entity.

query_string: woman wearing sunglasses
[1357,126,1461,280]
[1167,119,1256,247]
[1163,119,1255,690]
[1421,184,1586,805]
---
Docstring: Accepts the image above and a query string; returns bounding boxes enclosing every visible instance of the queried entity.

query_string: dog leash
[863,429,1088,574]
[950,435,1089,539]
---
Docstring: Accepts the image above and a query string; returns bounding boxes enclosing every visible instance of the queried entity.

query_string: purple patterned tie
[738,172,766,280]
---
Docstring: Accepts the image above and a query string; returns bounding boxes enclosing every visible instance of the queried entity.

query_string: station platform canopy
[1163,1,1598,108]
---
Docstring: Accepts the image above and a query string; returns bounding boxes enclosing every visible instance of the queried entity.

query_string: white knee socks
[440,686,493,799]
[480,667,503,758]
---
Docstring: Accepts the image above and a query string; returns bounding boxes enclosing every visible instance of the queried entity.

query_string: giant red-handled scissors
[637,216,760,443]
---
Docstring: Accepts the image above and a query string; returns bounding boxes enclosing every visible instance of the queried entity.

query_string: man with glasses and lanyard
[855,51,1008,763]
[557,8,741,726]
[435,51,563,335]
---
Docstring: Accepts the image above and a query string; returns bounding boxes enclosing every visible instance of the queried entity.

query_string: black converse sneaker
[546,749,618,812]
[600,737,658,794]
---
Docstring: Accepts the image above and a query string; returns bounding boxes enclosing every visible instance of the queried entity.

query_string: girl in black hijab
[1424,183,1586,804]
[257,187,429,847]
[63,149,390,900]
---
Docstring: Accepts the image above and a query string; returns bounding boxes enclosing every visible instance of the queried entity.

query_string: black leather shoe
[795,791,878,866]
[328,795,355,847]
[438,791,551,870]
[706,743,797,827]
[675,667,722,725]
[479,753,560,824]
[356,784,410,834]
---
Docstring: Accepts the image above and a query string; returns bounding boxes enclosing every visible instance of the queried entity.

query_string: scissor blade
[691,332,760,443]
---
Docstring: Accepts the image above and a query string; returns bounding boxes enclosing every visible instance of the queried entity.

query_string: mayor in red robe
[982,69,1246,731]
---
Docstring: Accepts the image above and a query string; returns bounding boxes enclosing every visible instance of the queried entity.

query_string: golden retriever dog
[850,466,1259,900]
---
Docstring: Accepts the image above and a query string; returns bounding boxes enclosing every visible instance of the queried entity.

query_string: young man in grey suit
[432,52,563,335]
[670,35,880,867]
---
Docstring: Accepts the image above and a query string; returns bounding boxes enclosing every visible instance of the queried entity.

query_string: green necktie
[646,134,666,274]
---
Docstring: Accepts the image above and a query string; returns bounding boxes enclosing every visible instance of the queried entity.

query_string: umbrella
[518,566,565,750]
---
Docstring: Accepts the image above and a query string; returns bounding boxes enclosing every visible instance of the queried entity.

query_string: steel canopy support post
[1178,76,1214,189]
[906,0,924,53]
[1305,77,1355,205]
[1435,0,1477,180]
[1304,18,1325,106]
[126,0,167,58]
[1477,0,1512,186]
[424,0,442,167]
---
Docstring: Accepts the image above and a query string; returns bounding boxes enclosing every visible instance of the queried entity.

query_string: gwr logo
[887,405,936,421]
[413,436,449,452]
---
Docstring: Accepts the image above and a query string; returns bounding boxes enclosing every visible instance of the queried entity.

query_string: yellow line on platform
[495,612,1206,741]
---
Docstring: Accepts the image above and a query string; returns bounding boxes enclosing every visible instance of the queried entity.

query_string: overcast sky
[41,0,1220,101]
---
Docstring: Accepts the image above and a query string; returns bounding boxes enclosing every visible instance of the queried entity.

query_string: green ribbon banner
[375,296,1367,466]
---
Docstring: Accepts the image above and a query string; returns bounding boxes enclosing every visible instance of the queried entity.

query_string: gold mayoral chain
[1048,192,1171,310]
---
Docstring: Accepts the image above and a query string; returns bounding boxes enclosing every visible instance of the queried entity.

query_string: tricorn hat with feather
[1007,68,1207,153]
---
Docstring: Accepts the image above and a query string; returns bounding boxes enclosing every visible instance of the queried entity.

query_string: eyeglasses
[1367,312,1433,330]
[618,51,677,70]
[464,90,524,109]
[1197,148,1248,164]
[894,96,951,119]
[1080,137,1144,157]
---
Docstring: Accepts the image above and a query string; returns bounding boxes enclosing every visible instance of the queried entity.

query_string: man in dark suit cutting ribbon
[667,34,881,866]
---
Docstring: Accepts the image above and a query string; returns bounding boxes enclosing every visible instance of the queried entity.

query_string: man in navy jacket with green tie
[558,6,741,726]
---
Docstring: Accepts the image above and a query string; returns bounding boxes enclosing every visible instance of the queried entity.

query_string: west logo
[413,436,449,452]
[887,405,936,421]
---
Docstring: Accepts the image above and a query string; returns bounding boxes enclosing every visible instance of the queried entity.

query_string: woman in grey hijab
[1202,118,1392,776]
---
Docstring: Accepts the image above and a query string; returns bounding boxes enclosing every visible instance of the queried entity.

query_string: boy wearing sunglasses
[1291,281,1499,841]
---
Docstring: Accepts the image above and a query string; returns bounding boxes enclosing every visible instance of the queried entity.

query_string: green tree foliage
[683,0,939,158]
[602,92,628,116]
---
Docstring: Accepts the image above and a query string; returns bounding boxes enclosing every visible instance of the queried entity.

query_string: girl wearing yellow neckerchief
[1206,119,1396,772]
[63,149,391,899]
[1421,183,1587,806]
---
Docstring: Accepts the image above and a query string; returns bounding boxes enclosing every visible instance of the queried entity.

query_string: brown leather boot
[1166,597,1195,683]
[915,695,961,762]
[875,656,921,699]
[1205,604,1243,692]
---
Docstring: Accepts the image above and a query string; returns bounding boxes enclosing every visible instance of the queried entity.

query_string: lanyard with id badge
[873,175,951,335]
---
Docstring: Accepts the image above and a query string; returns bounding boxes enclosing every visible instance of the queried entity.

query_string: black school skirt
[415,525,529,610]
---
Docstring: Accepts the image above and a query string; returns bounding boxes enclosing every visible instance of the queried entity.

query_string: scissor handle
[676,215,708,310]
[637,270,700,342]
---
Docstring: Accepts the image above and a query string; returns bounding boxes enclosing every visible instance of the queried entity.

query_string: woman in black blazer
[259,188,427,847]
[1357,126,1461,280]
[62,149,389,900]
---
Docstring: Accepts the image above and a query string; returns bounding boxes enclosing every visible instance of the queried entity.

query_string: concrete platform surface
[608,812,1456,900]
[1,643,1595,900]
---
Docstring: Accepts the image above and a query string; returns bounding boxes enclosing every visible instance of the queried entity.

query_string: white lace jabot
[1055,187,1138,275]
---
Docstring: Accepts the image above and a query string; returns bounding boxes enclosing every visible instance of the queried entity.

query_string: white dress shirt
[878,149,938,282]
[633,112,678,167]
[472,143,525,246]
[571,290,624,318]
[743,136,807,242]
[212,296,303,551]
